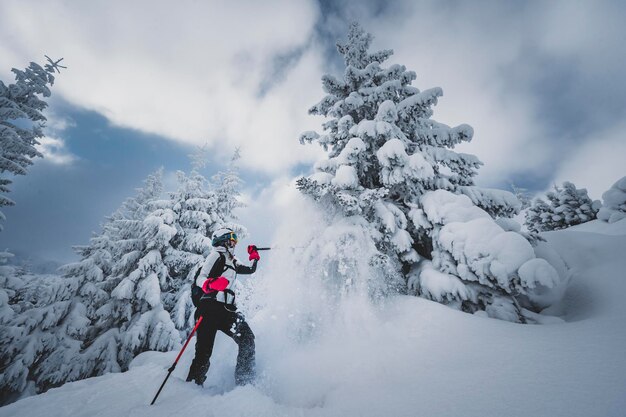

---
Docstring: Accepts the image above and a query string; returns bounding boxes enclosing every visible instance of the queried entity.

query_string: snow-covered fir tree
[510,183,531,210]
[82,153,246,375]
[0,150,249,401]
[0,252,16,323]
[525,197,555,234]
[298,23,564,321]
[526,182,600,232]
[84,168,182,369]
[211,148,247,234]
[167,148,247,331]
[0,270,92,405]
[597,176,626,224]
[0,57,64,231]
[0,170,166,402]
[167,166,214,331]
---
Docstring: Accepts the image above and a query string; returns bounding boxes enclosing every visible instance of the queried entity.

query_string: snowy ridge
[2,220,625,417]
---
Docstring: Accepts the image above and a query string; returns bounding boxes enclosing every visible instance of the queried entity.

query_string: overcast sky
[1,0,625,264]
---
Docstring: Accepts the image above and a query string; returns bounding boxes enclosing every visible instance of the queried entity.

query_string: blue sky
[1,0,625,265]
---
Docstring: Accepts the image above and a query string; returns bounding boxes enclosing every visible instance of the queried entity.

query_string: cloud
[320,1,626,190]
[35,111,78,165]
[1,0,624,191]
[552,121,626,200]
[36,136,77,165]
[0,0,324,175]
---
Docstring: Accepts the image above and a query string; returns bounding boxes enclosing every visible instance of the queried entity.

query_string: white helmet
[211,228,237,247]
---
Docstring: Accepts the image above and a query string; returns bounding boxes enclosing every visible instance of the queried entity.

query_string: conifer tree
[88,168,181,368]
[525,198,556,233]
[0,150,250,401]
[0,60,66,398]
[0,57,65,230]
[298,23,563,321]
[212,149,245,220]
[169,149,247,329]
[0,170,169,402]
[526,182,599,232]
[597,176,626,223]
[0,270,86,404]
[510,183,531,210]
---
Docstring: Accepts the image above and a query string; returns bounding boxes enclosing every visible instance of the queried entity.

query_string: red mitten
[248,245,261,261]
[201,277,229,293]
[248,245,260,261]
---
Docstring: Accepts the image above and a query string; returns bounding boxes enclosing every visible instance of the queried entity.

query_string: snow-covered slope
[2,220,625,417]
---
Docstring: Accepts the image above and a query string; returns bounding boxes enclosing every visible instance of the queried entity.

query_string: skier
[186,227,260,386]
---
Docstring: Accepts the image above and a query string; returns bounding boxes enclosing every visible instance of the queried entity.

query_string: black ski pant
[186,299,255,386]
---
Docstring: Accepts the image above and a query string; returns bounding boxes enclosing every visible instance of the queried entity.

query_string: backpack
[190,252,226,307]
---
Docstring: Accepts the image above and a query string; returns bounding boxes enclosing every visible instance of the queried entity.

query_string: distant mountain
[5,250,63,274]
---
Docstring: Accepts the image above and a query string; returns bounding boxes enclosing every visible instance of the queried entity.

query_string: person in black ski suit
[186,228,260,386]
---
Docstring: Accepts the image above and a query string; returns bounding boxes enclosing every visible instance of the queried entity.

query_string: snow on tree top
[421,189,489,225]
[397,87,443,120]
[598,175,626,223]
[375,100,398,123]
[336,22,394,70]
[376,139,434,186]
[332,165,360,189]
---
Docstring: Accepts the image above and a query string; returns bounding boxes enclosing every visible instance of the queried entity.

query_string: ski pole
[253,247,307,251]
[150,315,203,405]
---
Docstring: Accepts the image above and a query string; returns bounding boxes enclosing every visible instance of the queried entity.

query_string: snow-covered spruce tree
[597,176,626,224]
[526,182,600,232]
[1,157,248,401]
[510,183,531,210]
[0,170,165,403]
[0,61,66,400]
[167,148,247,332]
[211,149,247,234]
[298,23,563,321]
[0,220,109,404]
[0,252,17,324]
[0,57,64,231]
[0,213,111,404]
[85,168,183,369]
[74,149,247,375]
[0,271,87,405]
[525,197,555,234]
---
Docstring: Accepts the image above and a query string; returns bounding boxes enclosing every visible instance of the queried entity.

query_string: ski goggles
[226,232,238,243]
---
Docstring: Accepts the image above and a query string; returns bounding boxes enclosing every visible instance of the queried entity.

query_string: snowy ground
[1,220,625,417]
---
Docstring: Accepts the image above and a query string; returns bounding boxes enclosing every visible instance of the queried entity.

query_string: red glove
[201,276,229,293]
[248,245,260,261]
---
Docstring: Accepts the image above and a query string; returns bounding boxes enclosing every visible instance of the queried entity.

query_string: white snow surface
[422,190,563,299]
[2,221,626,417]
